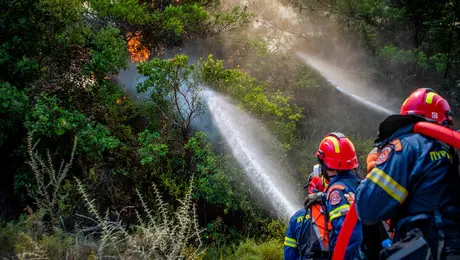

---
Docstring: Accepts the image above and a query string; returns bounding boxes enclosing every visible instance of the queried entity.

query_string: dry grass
[22,132,205,259]
[26,131,77,226]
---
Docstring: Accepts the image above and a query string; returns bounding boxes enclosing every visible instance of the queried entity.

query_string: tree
[137,54,202,166]
[0,0,89,87]
[85,26,129,79]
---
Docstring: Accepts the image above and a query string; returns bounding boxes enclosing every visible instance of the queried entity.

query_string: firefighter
[356,88,460,259]
[315,132,363,260]
[284,175,330,260]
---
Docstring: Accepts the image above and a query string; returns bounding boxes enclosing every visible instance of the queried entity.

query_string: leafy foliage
[198,55,302,150]
[86,26,129,78]
[77,123,121,158]
[137,54,203,146]
[89,0,151,25]
[186,132,238,212]
[0,0,388,258]
[297,0,460,108]
[0,0,91,86]
[0,83,28,145]
[25,96,86,137]
[154,4,210,36]
[25,96,120,158]
[40,0,90,46]
[138,130,169,165]
[185,132,217,175]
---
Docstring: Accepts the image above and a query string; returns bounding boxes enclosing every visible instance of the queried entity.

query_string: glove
[304,192,324,209]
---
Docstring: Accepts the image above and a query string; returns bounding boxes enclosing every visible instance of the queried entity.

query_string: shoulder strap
[311,204,330,252]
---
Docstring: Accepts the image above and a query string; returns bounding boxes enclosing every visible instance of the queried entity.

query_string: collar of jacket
[374,115,429,147]
[329,170,360,185]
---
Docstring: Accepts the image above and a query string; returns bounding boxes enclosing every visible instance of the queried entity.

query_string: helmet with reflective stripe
[400,88,453,126]
[316,132,359,170]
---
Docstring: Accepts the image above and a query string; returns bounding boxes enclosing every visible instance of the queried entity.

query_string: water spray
[296,52,397,116]
[334,86,394,116]
[201,87,300,219]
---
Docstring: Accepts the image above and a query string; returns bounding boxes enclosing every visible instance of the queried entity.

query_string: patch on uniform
[344,192,355,204]
[390,138,402,152]
[376,145,393,165]
[330,190,342,206]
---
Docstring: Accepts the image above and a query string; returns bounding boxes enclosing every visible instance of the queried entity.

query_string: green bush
[25,96,120,159]
[138,130,169,165]
[86,26,129,78]
[228,239,283,260]
[0,82,28,145]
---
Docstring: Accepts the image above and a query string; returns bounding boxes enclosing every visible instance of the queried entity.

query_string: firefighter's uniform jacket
[356,115,460,258]
[284,204,330,260]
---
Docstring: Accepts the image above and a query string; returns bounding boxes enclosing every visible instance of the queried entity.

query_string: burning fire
[127,32,150,62]
[116,95,127,104]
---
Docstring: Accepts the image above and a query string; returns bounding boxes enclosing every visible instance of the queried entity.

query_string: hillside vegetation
[2,0,458,259]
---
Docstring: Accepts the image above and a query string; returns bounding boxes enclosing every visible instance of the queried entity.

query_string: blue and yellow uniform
[284,204,330,260]
[284,208,311,260]
[356,115,460,258]
[325,170,363,260]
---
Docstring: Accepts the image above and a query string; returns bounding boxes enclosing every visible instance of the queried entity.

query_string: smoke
[111,61,149,101]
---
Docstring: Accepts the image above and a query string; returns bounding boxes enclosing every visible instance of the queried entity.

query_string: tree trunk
[182,128,192,172]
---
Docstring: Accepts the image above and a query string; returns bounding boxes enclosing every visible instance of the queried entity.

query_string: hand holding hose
[304,192,324,209]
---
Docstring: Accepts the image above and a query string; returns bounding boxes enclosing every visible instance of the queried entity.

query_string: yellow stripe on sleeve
[284,237,297,248]
[329,204,350,221]
[368,168,408,204]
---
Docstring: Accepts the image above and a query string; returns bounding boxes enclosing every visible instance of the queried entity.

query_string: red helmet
[305,176,328,194]
[315,132,359,170]
[400,88,453,126]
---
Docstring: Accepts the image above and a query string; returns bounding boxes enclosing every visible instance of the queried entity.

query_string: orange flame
[116,95,127,104]
[127,32,150,63]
